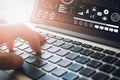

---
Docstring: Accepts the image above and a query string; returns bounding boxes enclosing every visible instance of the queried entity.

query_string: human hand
[0,23,46,70]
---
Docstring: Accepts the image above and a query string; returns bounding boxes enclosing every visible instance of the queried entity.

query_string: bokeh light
[0,0,35,23]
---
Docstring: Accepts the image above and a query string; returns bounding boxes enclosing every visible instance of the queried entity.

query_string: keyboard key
[52,68,67,77]
[42,63,57,72]
[99,64,115,73]
[61,43,73,50]
[46,38,56,44]
[115,60,120,67]
[58,59,72,67]
[24,47,33,53]
[68,63,83,72]
[42,44,52,50]
[48,55,62,63]
[33,60,47,67]
[66,53,79,60]
[45,37,49,40]
[14,49,24,55]
[19,39,25,42]
[41,50,45,54]
[47,34,56,38]
[41,52,53,60]
[92,46,103,52]
[0,45,7,50]
[102,56,117,64]
[115,53,120,58]
[72,41,82,45]
[55,36,64,40]
[14,41,23,47]
[56,49,69,57]
[79,68,95,77]
[18,44,29,50]
[76,56,90,64]
[80,49,93,56]
[25,56,37,63]
[112,69,120,78]
[70,46,83,53]
[53,40,64,47]
[17,63,45,80]
[30,52,38,55]
[103,50,116,55]
[46,37,50,40]
[46,37,49,40]
[90,52,105,60]
[81,43,92,48]
[87,60,102,68]
[63,38,73,43]
[92,72,109,80]
[20,52,31,59]
[40,31,48,35]
[62,72,79,80]
[47,46,60,53]
[39,75,57,80]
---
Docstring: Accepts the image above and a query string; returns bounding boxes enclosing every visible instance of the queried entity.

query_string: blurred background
[0,0,35,23]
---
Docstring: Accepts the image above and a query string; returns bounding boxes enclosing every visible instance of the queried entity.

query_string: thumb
[0,52,24,70]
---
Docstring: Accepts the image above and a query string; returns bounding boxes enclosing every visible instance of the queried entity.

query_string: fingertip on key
[36,51,41,57]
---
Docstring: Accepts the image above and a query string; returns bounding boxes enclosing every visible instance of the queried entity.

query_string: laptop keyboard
[0,30,120,80]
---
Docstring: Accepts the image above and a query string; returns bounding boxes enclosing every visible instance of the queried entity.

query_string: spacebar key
[16,62,45,80]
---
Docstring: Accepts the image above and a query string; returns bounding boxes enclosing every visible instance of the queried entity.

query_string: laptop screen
[30,0,120,48]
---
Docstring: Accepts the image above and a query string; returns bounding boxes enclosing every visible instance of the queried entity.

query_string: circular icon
[104,9,109,15]
[84,22,88,27]
[79,20,83,26]
[73,19,78,24]
[49,13,56,20]
[89,23,94,28]
[36,10,43,18]
[43,12,48,18]
[61,0,74,5]
[111,13,120,22]
[50,13,55,18]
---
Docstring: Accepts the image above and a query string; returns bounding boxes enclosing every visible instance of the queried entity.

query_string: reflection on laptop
[0,0,120,80]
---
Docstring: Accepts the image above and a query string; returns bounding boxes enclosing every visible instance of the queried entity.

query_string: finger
[0,52,24,70]
[16,24,42,56]
[28,32,41,56]
[15,24,45,56]
[35,32,46,46]
[2,23,41,56]
[0,23,45,56]
[6,40,14,52]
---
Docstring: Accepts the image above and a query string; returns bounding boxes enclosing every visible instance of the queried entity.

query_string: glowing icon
[95,25,99,29]
[92,6,97,12]
[102,16,107,21]
[104,9,109,15]
[86,9,90,14]
[100,26,104,30]
[97,12,102,16]
[104,27,109,31]
[78,12,84,15]
[114,29,119,33]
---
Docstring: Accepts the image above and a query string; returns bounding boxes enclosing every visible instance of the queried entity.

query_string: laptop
[0,0,120,80]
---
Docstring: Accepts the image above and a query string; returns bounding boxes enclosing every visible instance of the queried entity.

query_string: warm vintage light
[0,0,34,23]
